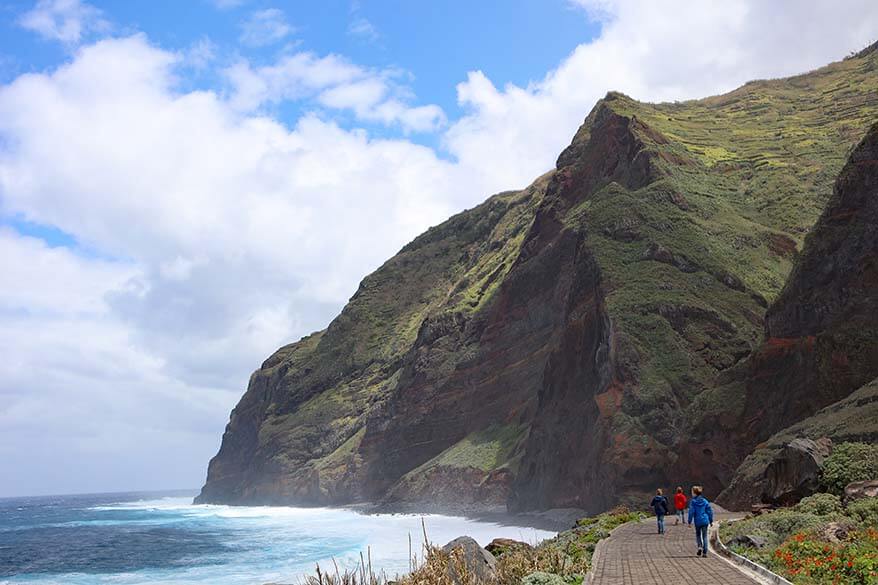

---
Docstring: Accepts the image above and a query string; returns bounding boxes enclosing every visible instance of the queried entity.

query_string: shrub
[793,493,843,516]
[849,498,878,528]
[821,442,878,496]
[721,510,825,548]
[521,572,565,585]
[770,529,878,584]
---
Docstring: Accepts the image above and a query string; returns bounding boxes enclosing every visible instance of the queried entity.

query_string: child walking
[674,486,687,525]
[688,485,714,557]
[650,488,670,534]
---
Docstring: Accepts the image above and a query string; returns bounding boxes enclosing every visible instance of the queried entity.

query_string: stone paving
[589,516,760,584]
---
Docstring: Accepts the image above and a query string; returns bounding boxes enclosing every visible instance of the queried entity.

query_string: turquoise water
[0,491,552,584]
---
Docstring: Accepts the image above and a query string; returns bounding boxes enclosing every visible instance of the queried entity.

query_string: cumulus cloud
[239,8,293,47]
[0,35,463,390]
[3,0,878,496]
[18,0,109,44]
[225,52,446,132]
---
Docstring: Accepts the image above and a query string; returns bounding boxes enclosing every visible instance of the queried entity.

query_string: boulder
[761,437,833,505]
[484,537,532,557]
[727,534,768,549]
[442,537,497,584]
[844,479,878,503]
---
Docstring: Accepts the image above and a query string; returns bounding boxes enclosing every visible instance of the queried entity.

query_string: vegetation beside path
[721,495,878,583]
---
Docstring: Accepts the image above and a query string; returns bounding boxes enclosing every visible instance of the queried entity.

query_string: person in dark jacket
[650,488,670,534]
[688,485,714,557]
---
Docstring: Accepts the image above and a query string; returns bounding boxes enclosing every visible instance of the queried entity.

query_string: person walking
[673,486,687,525]
[688,485,714,557]
[650,488,670,534]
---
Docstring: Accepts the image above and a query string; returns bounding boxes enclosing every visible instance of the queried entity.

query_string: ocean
[0,491,554,585]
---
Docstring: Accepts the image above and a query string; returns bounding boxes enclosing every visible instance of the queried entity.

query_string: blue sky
[1,0,876,497]
[0,1,599,140]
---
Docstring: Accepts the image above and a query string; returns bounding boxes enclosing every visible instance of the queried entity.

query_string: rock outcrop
[197,46,878,514]
[485,538,533,557]
[844,480,878,503]
[442,537,498,584]
[761,438,833,506]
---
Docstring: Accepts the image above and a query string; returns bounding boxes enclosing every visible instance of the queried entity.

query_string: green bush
[821,442,878,495]
[721,510,825,547]
[522,572,566,585]
[848,498,878,527]
[793,493,843,516]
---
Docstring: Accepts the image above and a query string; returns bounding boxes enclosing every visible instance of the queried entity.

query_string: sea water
[0,491,553,585]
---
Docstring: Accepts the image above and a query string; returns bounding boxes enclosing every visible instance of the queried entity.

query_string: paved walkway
[588,516,760,584]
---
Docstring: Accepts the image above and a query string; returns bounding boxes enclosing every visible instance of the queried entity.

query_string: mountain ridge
[197,45,878,514]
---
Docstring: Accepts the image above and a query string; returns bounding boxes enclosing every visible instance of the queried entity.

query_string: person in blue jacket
[649,488,670,534]
[688,485,714,557]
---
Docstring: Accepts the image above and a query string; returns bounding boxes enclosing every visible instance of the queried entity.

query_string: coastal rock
[441,537,497,583]
[844,479,878,503]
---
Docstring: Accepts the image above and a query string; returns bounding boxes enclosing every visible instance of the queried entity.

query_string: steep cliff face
[198,46,878,513]
[196,178,548,505]
[717,123,878,508]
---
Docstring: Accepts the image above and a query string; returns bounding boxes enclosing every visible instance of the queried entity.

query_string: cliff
[197,45,878,513]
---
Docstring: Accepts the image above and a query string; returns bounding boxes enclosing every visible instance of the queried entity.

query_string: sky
[0,0,876,498]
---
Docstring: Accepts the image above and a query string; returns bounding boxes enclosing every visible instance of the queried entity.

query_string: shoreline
[345,502,580,533]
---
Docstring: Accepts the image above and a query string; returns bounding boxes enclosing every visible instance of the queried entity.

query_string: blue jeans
[695,524,709,552]
[676,508,686,523]
[656,514,665,534]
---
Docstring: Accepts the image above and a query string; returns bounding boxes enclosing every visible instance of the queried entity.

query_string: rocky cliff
[197,44,878,513]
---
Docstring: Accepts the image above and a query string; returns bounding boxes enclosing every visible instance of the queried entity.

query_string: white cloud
[239,8,293,47]
[0,228,135,315]
[0,35,464,391]
[225,52,446,132]
[2,2,878,496]
[185,37,217,71]
[348,17,379,42]
[0,230,237,495]
[18,0,109,44]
